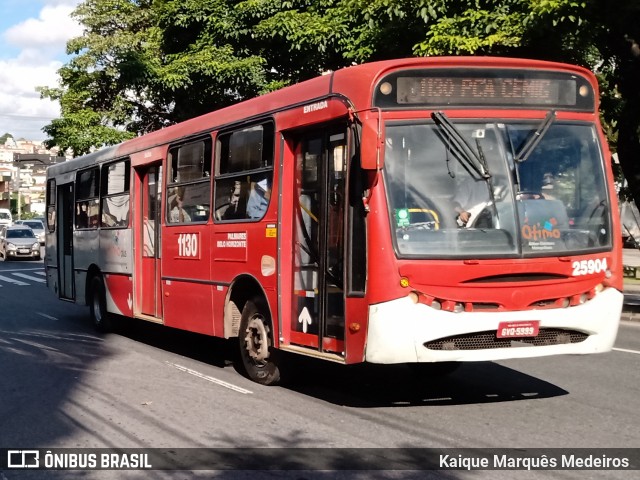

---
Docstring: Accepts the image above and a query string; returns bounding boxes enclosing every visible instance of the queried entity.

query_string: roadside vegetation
[38,1,640,205]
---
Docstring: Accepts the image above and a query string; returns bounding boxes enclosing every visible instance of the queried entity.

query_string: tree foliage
[40,0,640,210]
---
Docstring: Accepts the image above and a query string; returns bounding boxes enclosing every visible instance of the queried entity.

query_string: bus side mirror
[360,110,384,170]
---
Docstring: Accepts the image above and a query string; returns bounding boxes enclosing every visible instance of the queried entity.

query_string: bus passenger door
[136,165,163,319]
[291,128,346,355]
[57,183,75,300]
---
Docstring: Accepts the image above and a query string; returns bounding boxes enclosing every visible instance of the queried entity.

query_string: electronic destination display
[374,68,595,111]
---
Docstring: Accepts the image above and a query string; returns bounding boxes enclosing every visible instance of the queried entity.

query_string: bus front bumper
[364,288,623,364]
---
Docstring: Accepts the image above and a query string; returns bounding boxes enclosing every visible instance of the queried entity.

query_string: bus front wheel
[89,276,112,333]
[238,299,281,386]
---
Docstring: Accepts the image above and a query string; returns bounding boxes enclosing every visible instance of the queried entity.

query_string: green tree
[40,0,640,211]
[39,0,160,155]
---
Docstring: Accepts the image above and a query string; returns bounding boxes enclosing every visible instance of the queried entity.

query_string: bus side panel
[104,273,133,317]
[274,132,295,346]
[596,120,624,292]
[99,229,133,275]
[247,224,278,317]
[161,225,214,335]
[212,284,230,337]
[45,266,58,297]
[98,228,133,315]
[73,230,100,305]
[163,280,215,335]
[211,224,279,334]
[344,297,370,364]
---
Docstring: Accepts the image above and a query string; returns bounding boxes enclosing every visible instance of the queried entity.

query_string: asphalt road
[0,260,639,480]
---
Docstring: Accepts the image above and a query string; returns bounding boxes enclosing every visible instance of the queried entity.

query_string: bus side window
[75,167,99,230]
[167,138,212,224]
[214,122,274,222]
[101,159,131,228]
[46,179,56,233]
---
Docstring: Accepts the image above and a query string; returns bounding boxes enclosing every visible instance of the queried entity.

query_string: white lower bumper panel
[365,288,622,364]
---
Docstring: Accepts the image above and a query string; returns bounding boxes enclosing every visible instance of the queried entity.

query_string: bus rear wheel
[89,276,113,333]
[239,299,281,386]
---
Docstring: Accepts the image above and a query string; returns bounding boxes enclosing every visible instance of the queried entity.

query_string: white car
[15,219,46,245]
[0,225,41,261]
[0,208,12,227]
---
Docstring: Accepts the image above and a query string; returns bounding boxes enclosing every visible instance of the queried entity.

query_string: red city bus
[45,57,623,385]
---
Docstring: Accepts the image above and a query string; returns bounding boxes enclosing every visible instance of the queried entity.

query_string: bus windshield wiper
[431,111,490,179]
[515,110,556,163]
[432,111,500,227]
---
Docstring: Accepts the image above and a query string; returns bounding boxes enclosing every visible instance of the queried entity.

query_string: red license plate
[496,321,540,339]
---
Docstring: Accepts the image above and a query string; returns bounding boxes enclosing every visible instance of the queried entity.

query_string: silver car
[15,219,46,245]
[0,225,41,261]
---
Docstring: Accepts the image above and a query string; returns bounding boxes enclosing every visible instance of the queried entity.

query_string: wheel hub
[244,316,270,362]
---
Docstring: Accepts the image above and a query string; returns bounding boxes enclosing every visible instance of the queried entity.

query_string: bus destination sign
[398,76,571,106]
[374,68,595,111]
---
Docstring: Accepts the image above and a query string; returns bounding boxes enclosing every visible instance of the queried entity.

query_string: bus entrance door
[57,183,75,300]
[291,129,346,356]
[136,165,163,319]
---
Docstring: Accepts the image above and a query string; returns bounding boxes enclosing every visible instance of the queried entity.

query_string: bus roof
[47,56,597,177]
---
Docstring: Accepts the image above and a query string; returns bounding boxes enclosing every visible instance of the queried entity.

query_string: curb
[621,300,640,322]
[621,311,640,322]
[622,292,640,322]
[622,260,640,321]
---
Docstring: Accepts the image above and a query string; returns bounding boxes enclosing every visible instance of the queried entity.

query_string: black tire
[89,275,113,333]
[409,362,460,378]
[238,299,281,386]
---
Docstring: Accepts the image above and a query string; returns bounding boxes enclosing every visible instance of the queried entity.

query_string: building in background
[0,136,68,217]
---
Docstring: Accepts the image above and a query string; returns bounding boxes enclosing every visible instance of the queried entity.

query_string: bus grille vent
[424,328,588,351]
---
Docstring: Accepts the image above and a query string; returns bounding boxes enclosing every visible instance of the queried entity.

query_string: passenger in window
[222,180,246,220]
[87,201,100,227]
[169,187,191,223]
[77,203,88,228]
[247,178,270,219]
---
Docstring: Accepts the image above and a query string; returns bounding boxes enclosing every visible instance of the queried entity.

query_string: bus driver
[452,176,490,227]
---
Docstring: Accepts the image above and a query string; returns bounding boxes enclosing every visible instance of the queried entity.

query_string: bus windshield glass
[384,120,610,257]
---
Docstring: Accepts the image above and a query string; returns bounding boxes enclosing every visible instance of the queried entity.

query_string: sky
[0,0,83,142]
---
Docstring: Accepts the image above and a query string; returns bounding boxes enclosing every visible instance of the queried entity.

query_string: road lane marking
[613,347,640,355]
[1,267,43,272]
[36,312,58,321]
[13,273,46,283]
[165,361,253,394]
[0,274,28,286]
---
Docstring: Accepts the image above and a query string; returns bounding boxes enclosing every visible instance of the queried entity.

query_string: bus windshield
[384,120,611,257]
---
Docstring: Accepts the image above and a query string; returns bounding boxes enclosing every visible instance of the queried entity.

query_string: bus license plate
[497,321,540,339]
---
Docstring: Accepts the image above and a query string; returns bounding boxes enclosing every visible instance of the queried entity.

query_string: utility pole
[17,182,21,220]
